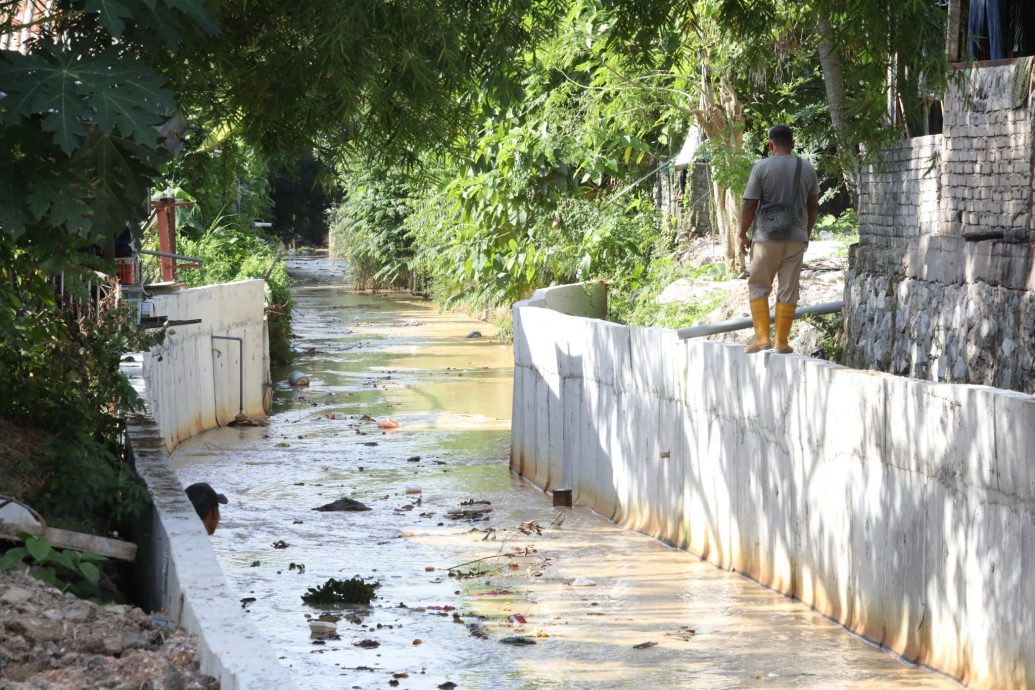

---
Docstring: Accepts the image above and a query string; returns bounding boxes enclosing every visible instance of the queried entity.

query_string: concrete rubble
[0,568,217,689]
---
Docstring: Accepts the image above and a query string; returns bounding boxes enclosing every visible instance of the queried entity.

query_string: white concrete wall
[143,280,269,451]
[512,283,1035,690]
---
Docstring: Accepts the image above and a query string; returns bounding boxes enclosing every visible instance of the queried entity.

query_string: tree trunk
[946,0,961,61]
[694,73,746,270]
[816,9,859,206]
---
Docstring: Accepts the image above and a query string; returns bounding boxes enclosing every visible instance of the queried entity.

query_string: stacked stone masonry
[846,62,1035,392]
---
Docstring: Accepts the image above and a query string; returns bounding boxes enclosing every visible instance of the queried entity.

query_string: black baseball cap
[185,482,228,518]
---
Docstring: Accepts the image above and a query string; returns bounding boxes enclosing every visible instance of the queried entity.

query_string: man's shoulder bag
[757,156,802,240]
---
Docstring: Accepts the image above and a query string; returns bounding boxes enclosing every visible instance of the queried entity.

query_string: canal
[171,254,958,689]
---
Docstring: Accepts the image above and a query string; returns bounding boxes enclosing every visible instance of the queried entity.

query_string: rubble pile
[0,569,217,689]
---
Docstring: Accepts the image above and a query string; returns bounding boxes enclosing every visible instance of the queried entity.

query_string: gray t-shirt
[743,155,819,243]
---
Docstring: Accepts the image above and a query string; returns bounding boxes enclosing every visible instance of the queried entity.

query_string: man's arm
[805,193,819,241]
[739,199,759,254]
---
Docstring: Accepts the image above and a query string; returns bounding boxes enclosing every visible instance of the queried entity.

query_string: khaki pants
[748,241,807,303]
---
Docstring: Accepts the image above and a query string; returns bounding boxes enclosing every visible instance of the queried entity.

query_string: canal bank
[168,255,957,689]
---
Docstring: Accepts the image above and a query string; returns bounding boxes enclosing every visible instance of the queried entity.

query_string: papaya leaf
[85,0,135,37]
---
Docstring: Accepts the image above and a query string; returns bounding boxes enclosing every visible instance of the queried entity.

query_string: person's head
[185,482,228,535]
[767,124,794,154]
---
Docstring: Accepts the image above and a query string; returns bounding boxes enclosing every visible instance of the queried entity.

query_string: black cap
[185,482,228,519]
[768,124,794,144]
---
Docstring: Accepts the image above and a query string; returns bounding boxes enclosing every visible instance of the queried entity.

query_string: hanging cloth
[969,0,1006,60]
[1011,55,1034,109]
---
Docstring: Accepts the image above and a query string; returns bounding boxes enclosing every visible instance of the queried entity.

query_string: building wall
[513,282,1035,690]
[845,63,1035,391]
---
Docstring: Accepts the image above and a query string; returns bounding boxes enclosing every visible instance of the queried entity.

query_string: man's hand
[739,231,752,255]
[739,199,759,257]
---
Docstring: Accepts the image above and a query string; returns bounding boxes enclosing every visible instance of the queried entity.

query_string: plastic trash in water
[570,577,596,587]
[377,417,400,429]
[500,636,537,645]
[289,371,310,386]
[308,620,337,635]
[467,622,488,638]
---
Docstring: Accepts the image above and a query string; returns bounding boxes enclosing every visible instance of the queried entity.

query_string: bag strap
[789,156,802,209]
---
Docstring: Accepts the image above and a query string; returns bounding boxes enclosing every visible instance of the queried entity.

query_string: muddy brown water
[171,255,960,689]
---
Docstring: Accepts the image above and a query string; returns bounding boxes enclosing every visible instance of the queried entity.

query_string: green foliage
[614,255,727,329]
[813,208,859,242]
[301,577,379,606]
[801,312,846,362]
[329,174,415,290]
[0,261,161,529]
[0,535,109,600]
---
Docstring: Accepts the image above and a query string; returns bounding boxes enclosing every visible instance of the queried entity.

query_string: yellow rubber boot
[774,302,796,354]
[745,299,772,354]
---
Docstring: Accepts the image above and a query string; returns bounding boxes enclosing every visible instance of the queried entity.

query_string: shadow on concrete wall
[512,294,1035,689]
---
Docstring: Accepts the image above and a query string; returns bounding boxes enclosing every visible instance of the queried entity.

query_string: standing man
[739,124,820,354]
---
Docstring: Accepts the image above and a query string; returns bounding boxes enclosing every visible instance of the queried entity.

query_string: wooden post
[154,196,177,282]
[946,0,962,62]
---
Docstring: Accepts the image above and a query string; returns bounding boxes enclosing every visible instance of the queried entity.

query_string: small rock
[1,588,32,605]
[313,497,371,512]
[465,331,482,339]
[500,636,536,645]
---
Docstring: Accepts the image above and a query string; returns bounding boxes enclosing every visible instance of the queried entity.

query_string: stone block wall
[940,65,1033,241]
[845,62,1035,392]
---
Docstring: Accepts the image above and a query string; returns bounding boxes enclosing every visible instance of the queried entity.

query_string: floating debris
[517,520,543,536]
[500,636,536,645]
[309,620,337,635]
[314,497,371,512]
[302,577,379,605]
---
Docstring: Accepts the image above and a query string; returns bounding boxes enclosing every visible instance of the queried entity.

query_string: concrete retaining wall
[512,282,1035,690]
[121,280,291,689]
[143,279,269,451]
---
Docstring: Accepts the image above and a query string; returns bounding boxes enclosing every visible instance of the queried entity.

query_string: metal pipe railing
[137,249,205,264]
[211,335,244,414]
[677,300,843,340]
